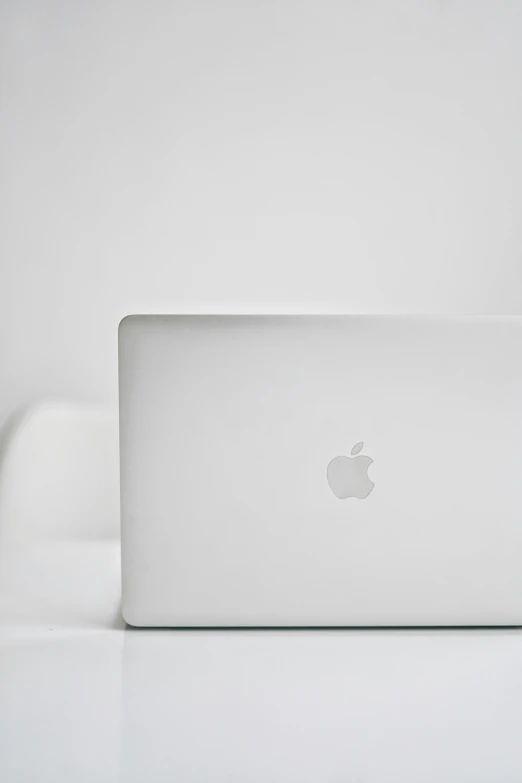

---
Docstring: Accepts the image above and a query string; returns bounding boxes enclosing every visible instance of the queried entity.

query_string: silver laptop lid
[119,315,522,626]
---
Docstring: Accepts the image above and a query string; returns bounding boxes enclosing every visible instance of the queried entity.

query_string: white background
[2,0,522,426]
[2,4,522,781]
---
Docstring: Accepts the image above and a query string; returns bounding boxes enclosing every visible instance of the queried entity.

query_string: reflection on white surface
[1,627,522,782]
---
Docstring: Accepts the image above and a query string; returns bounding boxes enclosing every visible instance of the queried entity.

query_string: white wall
[2,0,522,425]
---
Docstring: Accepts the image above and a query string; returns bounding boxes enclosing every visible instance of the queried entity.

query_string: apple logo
[327,442,375,500]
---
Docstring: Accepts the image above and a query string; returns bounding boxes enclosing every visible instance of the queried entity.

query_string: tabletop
[1,544,522,782]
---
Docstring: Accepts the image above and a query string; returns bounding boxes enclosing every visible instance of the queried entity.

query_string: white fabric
[0,402,120,541]
[0,402,121,629]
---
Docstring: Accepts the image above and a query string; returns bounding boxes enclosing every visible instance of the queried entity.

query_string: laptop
[118,315,522,626]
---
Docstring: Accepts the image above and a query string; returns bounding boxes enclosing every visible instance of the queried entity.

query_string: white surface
[1,618,522,782]
[3,1,522,426]
[120,315,522,626]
